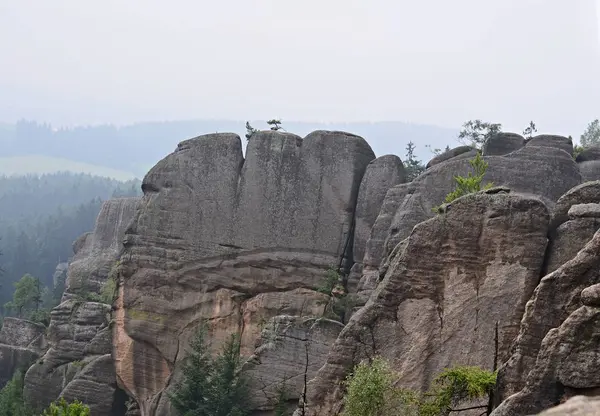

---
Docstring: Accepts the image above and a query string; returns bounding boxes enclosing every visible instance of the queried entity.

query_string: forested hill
[0,172,141,308]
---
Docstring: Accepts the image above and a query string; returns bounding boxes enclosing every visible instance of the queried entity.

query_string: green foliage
[266,119,283,131]
[245,121,258,140]
[522,121,537,139]
[405,141,426,181]
[458,120,502,149]
[580,119,600,148]
[42,398,90,416]
[99,275,117,304]
[342,357,497,416]
[434,152,493,212]
[0,370,33,416]
[317,267,341,295]
[169,323,250,416]
[573,144,584,159]
[3,274,42,318]
[273,383,290,416]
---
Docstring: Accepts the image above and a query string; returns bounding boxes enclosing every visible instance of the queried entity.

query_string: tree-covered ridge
[0,172,141,308]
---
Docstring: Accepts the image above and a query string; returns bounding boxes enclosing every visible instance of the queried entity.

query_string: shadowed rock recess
[12,131,600,416]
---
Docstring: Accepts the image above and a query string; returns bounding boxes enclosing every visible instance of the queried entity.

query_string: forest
[0,172,141,317]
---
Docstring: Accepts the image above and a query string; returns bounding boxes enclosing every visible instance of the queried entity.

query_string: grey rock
[537,396,600,416]
[495,228,600,406]
[114,131,376,414]
[64,197,140,297]
[568,203,600,219]
[581,283,600,307]
[526,134,573,156]
[579,161,600,182]
[483,132,525,156]
[575,147,600,162]
[492,304,600,416]
[52,262,68,289]
[301,192,550,416]
[244,316,344,412]
[353,155,405,270]
[425,145,475,168]
[0,318,47,388]
[550,181,600,230]
[544,218,600,275]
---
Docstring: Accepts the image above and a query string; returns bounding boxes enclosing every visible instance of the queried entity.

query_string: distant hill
[0,119,459,178]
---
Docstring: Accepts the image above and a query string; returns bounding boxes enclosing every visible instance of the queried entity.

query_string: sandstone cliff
[23,197,140,414]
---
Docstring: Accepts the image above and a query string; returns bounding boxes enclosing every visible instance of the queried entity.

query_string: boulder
[537,396,600,416]
[579,161,600,182]
[0,318,47,388]
[550,181,600,230]
[526,134,574,156]
[482,132,525,156]
[300,191,550,416]
[425,145,475,168]
[568,203,600,219]
[575,146,600,162]
[495,228,600,408]
[114,131,376,415]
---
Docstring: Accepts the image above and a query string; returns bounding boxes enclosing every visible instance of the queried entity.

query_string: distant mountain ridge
[0,119,458,178]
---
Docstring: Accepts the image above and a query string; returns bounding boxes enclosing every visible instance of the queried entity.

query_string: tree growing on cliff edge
[42,398,90,416]
[3,274,43,318]
[458,120,502,149]
[580,119,600,148]
[523,121,537,139]
[170,323,250,416]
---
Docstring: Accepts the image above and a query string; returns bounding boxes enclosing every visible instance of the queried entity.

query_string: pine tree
[405,141,425,181]
[170,323,250,416]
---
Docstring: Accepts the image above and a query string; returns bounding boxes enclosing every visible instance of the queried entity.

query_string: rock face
[482,133,525,156]
[244,316,344,414]
[300,191,550,415]
[575,147,600,163]
[526,134,573,156]
[537,396,600,416]
[0,318,47,388]
[426,145,476,168]
[23,197,140,414]
[494,184,600,411]
[114,131,378,415]
[353,145,580,303]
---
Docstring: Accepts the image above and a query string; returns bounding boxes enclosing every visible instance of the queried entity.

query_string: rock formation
[114,131,406,415]
[299,190,550,415]
[0,317,46,388]
[23,197,139,414]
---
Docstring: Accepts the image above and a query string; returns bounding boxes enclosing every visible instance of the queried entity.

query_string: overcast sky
[1,0,599,136]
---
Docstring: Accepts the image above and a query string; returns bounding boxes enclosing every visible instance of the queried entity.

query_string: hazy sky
[1,0,599,136]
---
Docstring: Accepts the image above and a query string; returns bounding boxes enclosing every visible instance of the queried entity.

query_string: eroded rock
[483,133,525,156]
[526,134,573,156]
[301,191,550,416]
[0,318,47,388]
[425,145,475,168]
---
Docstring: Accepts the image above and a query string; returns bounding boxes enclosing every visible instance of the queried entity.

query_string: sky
[1,0,599,136]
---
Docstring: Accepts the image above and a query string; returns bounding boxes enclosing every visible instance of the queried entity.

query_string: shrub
[0,370,34,416]
[42,398,90,416]
[434,152,493,212]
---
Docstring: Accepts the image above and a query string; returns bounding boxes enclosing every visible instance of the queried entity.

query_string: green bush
[42,398,90,416]
[434,152,493,212]
[342,357,497,416]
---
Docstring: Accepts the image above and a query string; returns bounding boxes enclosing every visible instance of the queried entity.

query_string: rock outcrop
[0,317,46,388]
[482,133,525,156]
[537,396,600,416]
[24,197,140,414]
[493,184,600,412]
[300,190,550,415]
[426,145,476,168]
[114,131,379,415]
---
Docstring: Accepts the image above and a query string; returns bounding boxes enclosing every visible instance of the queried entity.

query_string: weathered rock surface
[354,146,580,302]
[23,197,139,414]
[53,262,68,289]
[578,161,600,182]
[526,134,574,156]
[482,133,525,156]
[244,316,344,414]
[492,278,600,415]
[550,181,600,230]
[300,191,550,416]
[426,145,475,168]
[0,318,47,388]
[64,197,140,298]
[115,131,377,415]
[537,396,600,416]
[496,188,600,402]
[575,147,600,163]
